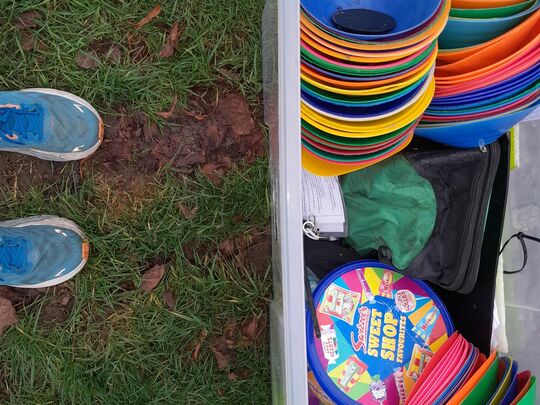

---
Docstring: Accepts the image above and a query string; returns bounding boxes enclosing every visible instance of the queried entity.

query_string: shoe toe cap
[23,228,86,286]
[43,96,102,154]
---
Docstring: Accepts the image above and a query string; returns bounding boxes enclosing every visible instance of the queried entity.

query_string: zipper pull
[378,246,393,267]
[479,139,487,153]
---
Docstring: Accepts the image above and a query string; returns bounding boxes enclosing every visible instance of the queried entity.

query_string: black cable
[499,232,540,274]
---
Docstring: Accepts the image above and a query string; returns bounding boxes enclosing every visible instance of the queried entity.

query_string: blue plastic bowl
[424,84,539,117]
[301,0,442,41]
[416,102,540,148]
[429,83,539,112]
[438,0,540,49]
[430,66,540,110]
[301,76,427,108]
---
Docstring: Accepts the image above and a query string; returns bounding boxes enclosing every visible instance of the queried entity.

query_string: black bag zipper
[452,142,501,293]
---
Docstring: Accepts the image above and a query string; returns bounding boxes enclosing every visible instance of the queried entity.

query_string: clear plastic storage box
[262,0,540,402]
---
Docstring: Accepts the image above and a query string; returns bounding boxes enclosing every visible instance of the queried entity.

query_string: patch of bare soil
[183,228,271,276]
[0,283,74,331]
[0,157,80,193]
[87,90,265,185]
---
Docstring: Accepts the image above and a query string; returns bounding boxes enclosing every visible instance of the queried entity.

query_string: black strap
[499,232,540,274]
[304,266,321,339]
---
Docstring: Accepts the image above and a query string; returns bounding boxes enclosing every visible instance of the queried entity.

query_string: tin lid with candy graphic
[306,261,454,405]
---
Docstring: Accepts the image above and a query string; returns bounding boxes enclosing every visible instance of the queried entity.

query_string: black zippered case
[400,138,501,293]
[434,135,509,353]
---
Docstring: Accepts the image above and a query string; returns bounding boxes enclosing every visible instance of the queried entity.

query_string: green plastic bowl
[450,0,534,18]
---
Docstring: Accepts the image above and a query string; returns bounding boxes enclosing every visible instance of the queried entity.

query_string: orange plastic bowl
[434,52,539,97]
[435,46,540,86]
[301,31,423,63]
[435,32,540,82]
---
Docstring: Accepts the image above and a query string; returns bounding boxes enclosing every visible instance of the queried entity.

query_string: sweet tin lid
[307,261,454,405]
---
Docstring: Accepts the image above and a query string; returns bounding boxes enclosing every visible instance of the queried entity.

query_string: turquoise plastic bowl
[450,0,534,19]
[439,0,539,49]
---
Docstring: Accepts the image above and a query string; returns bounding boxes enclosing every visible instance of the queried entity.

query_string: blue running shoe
[0,89,103,161]
[0,216,89,288]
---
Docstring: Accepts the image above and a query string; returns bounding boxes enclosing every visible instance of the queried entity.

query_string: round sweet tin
[307,261,454,404]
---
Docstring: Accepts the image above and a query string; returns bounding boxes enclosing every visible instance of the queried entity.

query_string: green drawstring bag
[341,139,502,293]
[341,155,436,270]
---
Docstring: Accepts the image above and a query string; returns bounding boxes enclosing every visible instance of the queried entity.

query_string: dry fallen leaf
[185,110,208,121]
[205,123,224,150]
[107,45,122,62]
[159,21,182,57]
[201,162,222,184]
[76,51,99,69]
[241,317,259,341]
[201,157,232,185]
[15,11,41,29]
[20,31,34,52]
[163,289,176,310]
[216,93,256,136]
[0,298,17,336]
[118,280,136,292]
[156,94,178,119]
[232,214,245,223]
[191,329,208,361]
[179,203,198,220]
[140,264,166,292]
[211,337,233,370]
[192,342,202,361]
[218,240,235,258]
[211,321,238,370]
[134,4,162,29]
[228,367,252,381]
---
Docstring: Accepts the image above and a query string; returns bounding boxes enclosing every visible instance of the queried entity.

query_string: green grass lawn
[0,1,271,404]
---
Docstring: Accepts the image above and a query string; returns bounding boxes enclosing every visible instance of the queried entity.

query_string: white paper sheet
[302,170,346,236]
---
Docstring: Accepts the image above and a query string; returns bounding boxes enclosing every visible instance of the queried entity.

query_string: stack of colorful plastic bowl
[417,7,540,148]
[300,0,450,176]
